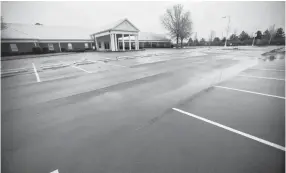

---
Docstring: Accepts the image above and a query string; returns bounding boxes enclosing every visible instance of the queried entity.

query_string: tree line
[189,27,285,46]
[161,4,285,47]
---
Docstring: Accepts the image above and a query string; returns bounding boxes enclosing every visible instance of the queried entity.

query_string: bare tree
[268,24,276,45]
[179,11,192,48]
[208,30,216,45]
[161,4,192,48]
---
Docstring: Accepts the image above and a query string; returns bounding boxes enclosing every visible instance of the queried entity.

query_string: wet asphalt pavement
[1,49,285,173]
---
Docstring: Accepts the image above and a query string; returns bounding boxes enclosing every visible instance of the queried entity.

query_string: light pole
[222,16,230,47]
[252,31,257,46]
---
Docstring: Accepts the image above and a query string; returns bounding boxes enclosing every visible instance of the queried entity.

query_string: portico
[90,18,140,51]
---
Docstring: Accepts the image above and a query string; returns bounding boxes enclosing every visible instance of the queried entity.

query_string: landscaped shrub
[270,38,285,45]
[32,47,43,54]
[74,48,85,52]
[256,39,269,46]
[42,47,49,53]
[61,48,66,52]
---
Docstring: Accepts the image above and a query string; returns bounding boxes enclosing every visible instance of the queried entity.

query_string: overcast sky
[2,1,285,40]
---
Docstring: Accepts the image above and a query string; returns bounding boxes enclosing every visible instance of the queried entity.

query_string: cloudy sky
[2,1,285,40]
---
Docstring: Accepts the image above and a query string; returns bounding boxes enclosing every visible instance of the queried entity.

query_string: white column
[58,42,62,52]
[95,37,99,50]
[129,34,131,50]
[135,35,139,50]
[113,34,115,51]
[122,34,125,51]
[110,34,114,51]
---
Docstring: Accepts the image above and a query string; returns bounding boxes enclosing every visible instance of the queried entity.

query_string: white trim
[48,43,54,51]
[84,43,89,49]
[215,85,285,99]
[112,18,140,32]
[10,44,18,52]
[172,108,285,152]
[68,43,73,50]
[93,31,138,37]
[38,40,92,43]
[110,31,138,35]
[92,31,110,38]
[2,39,38,43]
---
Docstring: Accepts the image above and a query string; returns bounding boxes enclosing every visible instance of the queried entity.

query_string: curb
[1,69,33,78]
[1,53,75,61]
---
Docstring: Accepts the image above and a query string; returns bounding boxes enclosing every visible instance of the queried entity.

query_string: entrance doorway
[104,42,110,50]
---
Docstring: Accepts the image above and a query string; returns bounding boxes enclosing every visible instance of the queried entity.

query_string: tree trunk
[176,35,179,48]
[269,36,272,45]
[181,38,183,48]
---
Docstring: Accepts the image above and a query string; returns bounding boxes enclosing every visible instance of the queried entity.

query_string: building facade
[1,19,172,56]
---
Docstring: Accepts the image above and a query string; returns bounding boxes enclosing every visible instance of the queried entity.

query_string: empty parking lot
[1,47,285,173]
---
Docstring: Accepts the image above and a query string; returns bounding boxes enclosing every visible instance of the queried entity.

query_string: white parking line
[50,169,59,173]
[215,85,285,99]
[88,60,127,68]
[70,65,92,73]
[249,68,285,72]
[59,61,92,73]
[193,60,207,64]
[32,63,41,82]
[238,74,285,81]
[172,108,285,152]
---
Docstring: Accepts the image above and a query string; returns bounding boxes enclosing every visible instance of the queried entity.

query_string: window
[48,43,54,51]
[10,44,18,52]
[84,43,89,48]
[68,43,72,50]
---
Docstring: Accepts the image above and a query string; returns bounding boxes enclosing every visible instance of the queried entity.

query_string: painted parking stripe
[238,74,285,81]
[249,68,285,72]
[193,60,207,64]
[172,108,285,152]
[50,169,59,173]
[70,65,92,73]
[32,63,41,82]
[59,61,92,73]
[88,60,127,68]
[215,85,285,99]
